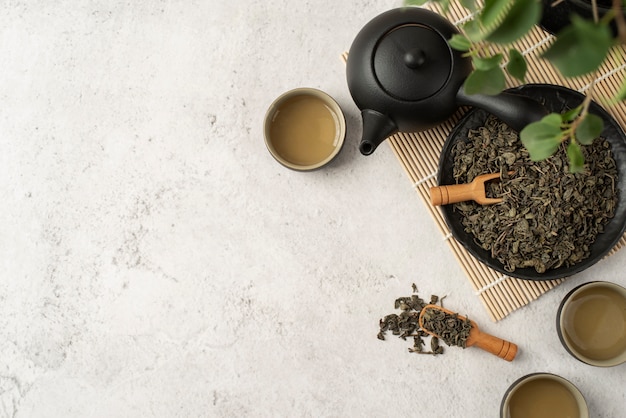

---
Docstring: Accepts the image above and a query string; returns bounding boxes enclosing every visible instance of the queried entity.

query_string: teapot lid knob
[404,49,426,69]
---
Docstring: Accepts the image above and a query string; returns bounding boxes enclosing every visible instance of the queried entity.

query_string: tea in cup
[500,373,588,418]
[264,88,346,171]
[556,281,626,367]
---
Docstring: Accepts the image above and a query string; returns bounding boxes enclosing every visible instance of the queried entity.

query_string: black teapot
[346,7,548,155]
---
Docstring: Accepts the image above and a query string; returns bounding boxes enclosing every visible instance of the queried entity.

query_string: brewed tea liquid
[506,378,579,418]
[562,286,626,361]
[269,95,339,166]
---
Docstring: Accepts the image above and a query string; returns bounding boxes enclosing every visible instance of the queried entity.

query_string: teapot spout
[456,88,548,132]
[359,109,398,155]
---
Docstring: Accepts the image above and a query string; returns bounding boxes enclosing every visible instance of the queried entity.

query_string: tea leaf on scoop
[421,308,472,348]
[379,286,468,355]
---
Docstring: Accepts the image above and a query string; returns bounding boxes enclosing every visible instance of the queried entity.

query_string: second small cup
[556,281,626,367]
[500,373,588,418]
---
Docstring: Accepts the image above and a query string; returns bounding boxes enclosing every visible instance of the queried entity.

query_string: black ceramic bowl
[437,84,626,280]
[540,0,624,36]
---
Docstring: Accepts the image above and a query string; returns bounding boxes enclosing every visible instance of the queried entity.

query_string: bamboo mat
[344,2,626,321]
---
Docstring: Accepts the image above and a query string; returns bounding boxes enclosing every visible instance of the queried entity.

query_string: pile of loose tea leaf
[420,307,472,348]
[377,284,472,355]
[451,116,618,273]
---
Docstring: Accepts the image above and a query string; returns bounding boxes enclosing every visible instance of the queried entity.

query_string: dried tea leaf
[378,287,463,356]
[451,116,618,273]
[421,308,472,348]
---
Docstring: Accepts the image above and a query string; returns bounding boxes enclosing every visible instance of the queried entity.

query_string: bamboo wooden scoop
[418,304,518,361]
[430,172,506,206]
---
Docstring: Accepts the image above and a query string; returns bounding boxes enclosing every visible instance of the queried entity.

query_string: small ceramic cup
[264,88,346,171]
[556,281,626,367]
[500,373,589,418]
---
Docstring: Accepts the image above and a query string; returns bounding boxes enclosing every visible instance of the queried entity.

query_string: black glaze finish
[456,89,548,133]
[346,8,469,156]
[437,84,626,281]
[346,7,547,156]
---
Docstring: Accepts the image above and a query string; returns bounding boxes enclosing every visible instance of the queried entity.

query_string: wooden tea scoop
[418,304,518,361]
[430,172,506,206]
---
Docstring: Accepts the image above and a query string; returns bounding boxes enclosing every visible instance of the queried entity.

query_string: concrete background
[1,1,625,416]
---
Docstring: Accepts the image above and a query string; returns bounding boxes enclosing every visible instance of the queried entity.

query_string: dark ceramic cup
[500,373,588,418]
[556,281,626,367]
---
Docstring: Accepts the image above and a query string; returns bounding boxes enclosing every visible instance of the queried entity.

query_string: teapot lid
[373,24,452,101]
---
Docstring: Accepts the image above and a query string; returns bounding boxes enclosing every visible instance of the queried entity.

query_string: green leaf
[480,0,512,30]
[520,114,564,161]
[404,0,430,5]
[567,141,585,173]
[463,19,486,42]
[449,34,472,51]
[506,49,527,81]
[575,113,604,145]
[542,113,564,128]
[486,0,542,44]
[472,53,503,70]
[560,105,583,123]
[542,15,612,77]
[463,66,506,95]
[459,0,478,11]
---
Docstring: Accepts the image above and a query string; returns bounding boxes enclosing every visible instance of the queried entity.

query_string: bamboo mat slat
[343,3,626,321]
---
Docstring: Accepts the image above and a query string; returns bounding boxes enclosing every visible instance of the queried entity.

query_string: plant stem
[562,75,599,143]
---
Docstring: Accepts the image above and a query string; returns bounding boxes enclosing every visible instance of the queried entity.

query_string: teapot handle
[456,88,548,132]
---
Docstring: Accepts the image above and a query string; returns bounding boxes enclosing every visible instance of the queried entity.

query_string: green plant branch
[406,0,626,172]
[565,78,598,137]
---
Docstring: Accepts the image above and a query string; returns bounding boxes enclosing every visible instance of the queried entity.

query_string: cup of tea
[500,373,589,418]
[556,281,626,367]
[264,88,346,171]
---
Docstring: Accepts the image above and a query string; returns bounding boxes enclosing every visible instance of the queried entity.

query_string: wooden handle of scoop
[430,173,507,206]
[430,184,475,205]
[469,330,518,361]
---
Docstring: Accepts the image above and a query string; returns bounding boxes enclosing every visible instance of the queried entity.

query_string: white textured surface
[1,1,625,417]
